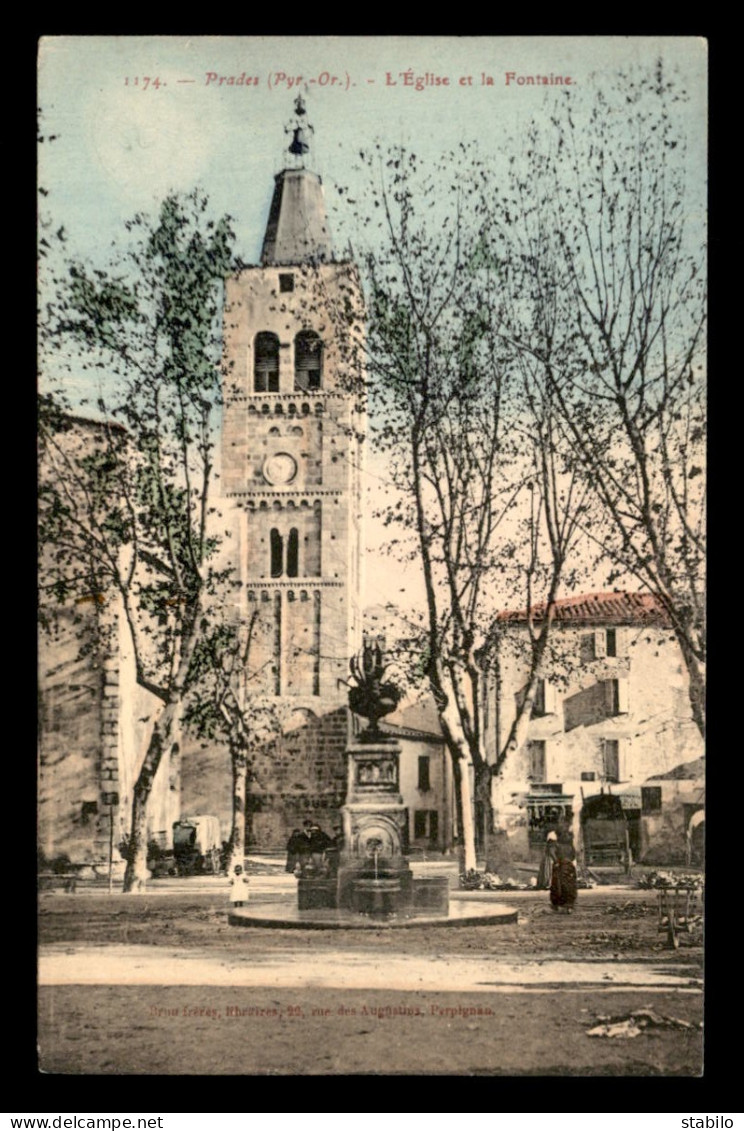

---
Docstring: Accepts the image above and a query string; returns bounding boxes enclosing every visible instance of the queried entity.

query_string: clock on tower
[221,97,366,705]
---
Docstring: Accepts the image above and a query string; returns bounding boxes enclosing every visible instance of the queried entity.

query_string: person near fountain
[285,828,304,874]
[308,822,332,873]
[326,825,344,875]
[228,864,250,907]
[295,821,315,875]
[537,830,558,889]
[549,836,578,913]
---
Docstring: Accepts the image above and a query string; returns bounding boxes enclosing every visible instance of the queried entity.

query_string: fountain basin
[352,877,402,917]
[297,878,337,911]
[412,876,450,915]
[229,899,518,929]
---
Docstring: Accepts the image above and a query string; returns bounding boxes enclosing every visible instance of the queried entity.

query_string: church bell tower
[221,97,365,706]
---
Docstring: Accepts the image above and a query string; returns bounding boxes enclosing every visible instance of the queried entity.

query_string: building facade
[483,592,704,865]
[381,700,453,855]
[38,417,178,868]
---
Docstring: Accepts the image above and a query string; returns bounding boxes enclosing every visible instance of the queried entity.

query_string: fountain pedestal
[297,878,337,911]
[292,736,450,920]
[335,738,416,918]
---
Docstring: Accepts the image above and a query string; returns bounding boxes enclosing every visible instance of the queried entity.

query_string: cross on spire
[286,93,313,163]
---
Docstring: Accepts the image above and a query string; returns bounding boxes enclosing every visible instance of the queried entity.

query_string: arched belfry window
[255,332,280,393]
[270,529,283,577]
[270,527,300,578]
[287,528,299,578]
[294,331,323,391]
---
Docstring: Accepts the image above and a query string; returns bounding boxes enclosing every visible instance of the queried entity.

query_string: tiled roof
[494,591,672,627]
[381,697,444,742]
[379,721,445,745]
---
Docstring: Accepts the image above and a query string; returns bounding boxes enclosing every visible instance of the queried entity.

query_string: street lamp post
[101,791,119,893]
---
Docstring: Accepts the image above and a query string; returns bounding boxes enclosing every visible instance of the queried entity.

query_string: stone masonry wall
[38,606,106,863]
[181,706,350,850]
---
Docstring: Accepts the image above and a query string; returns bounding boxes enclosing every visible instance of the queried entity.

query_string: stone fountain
[297,641,449,919]
[229,641,517,928]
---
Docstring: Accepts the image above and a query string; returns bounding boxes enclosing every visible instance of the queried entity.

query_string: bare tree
[501,65,706,736]
[38,191,235,890]
[342,147,586,869]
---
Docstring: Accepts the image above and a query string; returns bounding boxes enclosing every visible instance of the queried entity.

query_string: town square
[38,36,706,1078]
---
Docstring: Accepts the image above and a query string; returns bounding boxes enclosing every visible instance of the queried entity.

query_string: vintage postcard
[37,36,706,1077]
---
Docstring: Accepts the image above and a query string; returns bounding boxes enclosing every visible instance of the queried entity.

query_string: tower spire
[261,95,332,266]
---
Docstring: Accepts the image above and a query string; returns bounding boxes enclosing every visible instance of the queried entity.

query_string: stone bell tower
[221,96,365,707]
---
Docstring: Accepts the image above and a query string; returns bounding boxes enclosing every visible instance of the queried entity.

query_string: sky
[38,35,708,616]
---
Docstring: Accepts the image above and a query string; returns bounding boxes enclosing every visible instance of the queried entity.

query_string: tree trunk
[436,682,479,871]
[474,760,493,863]
[676,630,706,739]
[122,702,179,892]
[450,757,465,868]
[457,757,477,872]
[228,745,249,875]
[122,596,203,893]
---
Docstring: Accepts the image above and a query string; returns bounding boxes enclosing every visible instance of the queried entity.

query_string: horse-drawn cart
[580,792,632,874]
[172,816,223,876]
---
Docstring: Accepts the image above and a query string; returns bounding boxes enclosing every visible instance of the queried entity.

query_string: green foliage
[181,608,285,761]
[39,189,237,704]
[183,621,241,741]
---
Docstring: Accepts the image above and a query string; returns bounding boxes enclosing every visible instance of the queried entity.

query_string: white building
[380,698,453,854]
[482,592,704,864]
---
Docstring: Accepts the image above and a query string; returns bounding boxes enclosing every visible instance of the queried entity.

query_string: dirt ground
[38,887,703,959]
[38,985,702,1076]
[37,886,703,1076]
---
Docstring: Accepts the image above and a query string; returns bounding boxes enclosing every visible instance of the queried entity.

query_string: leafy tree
[343,61,705,866]
[38,190,235,890]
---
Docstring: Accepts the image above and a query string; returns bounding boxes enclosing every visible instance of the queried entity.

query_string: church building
[38,99,452,866]
[220,96,365,704]
[181,98,369,847]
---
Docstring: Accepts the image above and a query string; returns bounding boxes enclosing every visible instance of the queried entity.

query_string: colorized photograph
[38,36,706,1076]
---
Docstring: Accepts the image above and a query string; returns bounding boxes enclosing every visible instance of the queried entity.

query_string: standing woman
[538,830,558,890]
[550,837,578,913]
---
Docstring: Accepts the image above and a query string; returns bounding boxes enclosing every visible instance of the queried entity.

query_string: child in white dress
[229,864,250,907]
